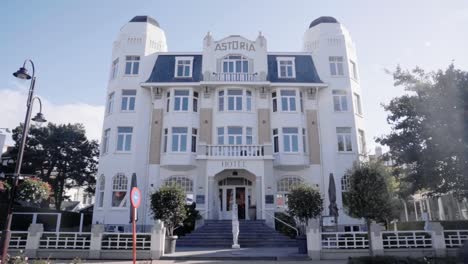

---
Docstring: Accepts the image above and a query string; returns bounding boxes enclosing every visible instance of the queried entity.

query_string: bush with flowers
[16,177,51,206]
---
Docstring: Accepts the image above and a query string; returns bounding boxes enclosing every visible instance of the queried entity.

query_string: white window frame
[280,90,297,112]
[276,57,296,78]
[353,93,363,115]
[329,56,344,76]
[273,128,279,153]
[106,92,114,115]
[341,174,351,192]
[98,175,105,208]
[121,90,136,112]
[350,60,358,80]
[333,90,348,112]
[191,128,198,153]
[111,58,119,80]
[276,177,303,208]
[173,90,190,112]
[102,128,110,154]
[227,89,243,111]
[111,173,128,208]
[272,92,278,112]
[116,127,133,152]
[163,128,168,152]
[222,55,249,73]
[125,55,140,75]
[282,127,299,153]
[171,127,188,152]
[227,126,243,145]
[165,176,193,193]
[336,127,353,152]
[302,128,307,153]
[217,127,224,145]
[174,57,194,78]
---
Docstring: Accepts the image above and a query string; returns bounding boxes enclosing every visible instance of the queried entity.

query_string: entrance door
[219,187,247,220]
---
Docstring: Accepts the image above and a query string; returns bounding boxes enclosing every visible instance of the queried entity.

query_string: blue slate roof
[129,16,160,28]
[309,16,339,28]
[146,55,203,83]
[267,55,323,83]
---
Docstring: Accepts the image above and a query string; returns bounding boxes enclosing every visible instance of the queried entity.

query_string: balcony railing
[204,145,265,157]
[204,72,266,82]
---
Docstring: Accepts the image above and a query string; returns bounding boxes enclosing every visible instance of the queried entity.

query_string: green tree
[16,178,51,207]
[287,184,323,235]
[6,123,99,210]
[344,161,398,256]
[377,65,468,199]
[150,185,187,237]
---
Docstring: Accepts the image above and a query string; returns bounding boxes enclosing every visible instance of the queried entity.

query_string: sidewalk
[52,260,347,264]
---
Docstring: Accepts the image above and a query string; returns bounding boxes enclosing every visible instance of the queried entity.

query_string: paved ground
[52,261,347,264]
[162,247,308,260]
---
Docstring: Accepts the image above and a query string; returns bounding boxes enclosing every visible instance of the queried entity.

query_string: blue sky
[1,0,467,150]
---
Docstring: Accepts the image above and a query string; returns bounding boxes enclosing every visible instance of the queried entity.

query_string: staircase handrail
[262,209,299,237]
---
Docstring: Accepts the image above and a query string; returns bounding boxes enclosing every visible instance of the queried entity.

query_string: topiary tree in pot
[287,184,324,253]
[149,185,187,254]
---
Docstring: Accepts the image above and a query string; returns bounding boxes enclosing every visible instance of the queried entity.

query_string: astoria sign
[215,40,255,52]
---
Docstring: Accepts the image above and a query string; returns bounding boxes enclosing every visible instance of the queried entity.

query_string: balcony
[197,144,273,159]
[203,72,267,82]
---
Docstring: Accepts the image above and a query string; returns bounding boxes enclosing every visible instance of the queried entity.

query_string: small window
[277,58,296,78]
[302,128,307,153]
[273,129,279,153]
[125,56,140,75]
[333,90,348,112]
[272,92,277,112]
[217,127,224,145]
[165,176,193,193]
[353,93,362,115]
[121,90,136,111]
[102,129,110,154]
[227,126,243,145]
[282,127,299,152]
[191,128,197,153]
[341,174,351,192]
[163,128,168,153]
[174,90,190,111]
[329,56,344,76]
[227,90,243,111]
[166,92,170,112]
[111,58,119,80]
[280,90,297,112]
[117,127,133,152]
[193,92,199,112]
[246,90,252,111]
[350,60,358,80]
[299,91,304,112]
[98,175,105,208]
[218,91,224,111]
[172,127,188,152]
[107,92,114,115]
[175,57,193,78]
[358,129,366,154]
[246,127,253,145]
[336,127,352,152]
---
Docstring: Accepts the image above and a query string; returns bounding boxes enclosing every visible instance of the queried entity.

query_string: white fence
[205,73,264,82]
[101,233,151,250]
[321,232,369,249]
[205,145,265,157]
[381,231,432,249]
[9,231,28,249]
[39,232,91,250]
[444,230,468,248]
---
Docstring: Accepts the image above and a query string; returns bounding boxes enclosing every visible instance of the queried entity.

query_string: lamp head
[13,67,32,80]
[32,112,47,123]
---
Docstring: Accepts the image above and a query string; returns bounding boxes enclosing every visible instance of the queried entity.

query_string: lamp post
[0,60,46,263]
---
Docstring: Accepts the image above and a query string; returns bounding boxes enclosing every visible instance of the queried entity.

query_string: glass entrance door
[219,187,247,220]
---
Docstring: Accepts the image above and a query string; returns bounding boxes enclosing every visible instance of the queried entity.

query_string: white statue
[232,203,240,248]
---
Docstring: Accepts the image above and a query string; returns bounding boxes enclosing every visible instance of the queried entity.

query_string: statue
[232,203,240,248]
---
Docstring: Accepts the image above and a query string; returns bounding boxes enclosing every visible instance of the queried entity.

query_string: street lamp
[0,60,47,262]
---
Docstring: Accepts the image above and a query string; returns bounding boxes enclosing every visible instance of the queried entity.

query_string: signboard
[130,187,142,209]
[196,195,205,204]
[265,195,274,204]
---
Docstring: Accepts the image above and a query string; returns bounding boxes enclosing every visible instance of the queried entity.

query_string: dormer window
[277,57,296,78]
[175,57,193,78]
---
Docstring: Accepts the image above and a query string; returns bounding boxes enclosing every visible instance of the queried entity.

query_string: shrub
[16,178,51,206]
[286,184,323,234]
[174,202,201,237]
[274,212,297,238]
[150,185,187,237]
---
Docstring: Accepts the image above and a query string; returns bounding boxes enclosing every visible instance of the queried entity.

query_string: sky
[1,0,467,152]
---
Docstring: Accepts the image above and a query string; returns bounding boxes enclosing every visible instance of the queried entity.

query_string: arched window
[222,55,249,73]
[277,177,304,208]
[277,177,304,193]
[165,176,193,193]
[112,173,128,207]
[98,175,105,208]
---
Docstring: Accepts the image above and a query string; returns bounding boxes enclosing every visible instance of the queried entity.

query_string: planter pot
[297,235,307,254]
[164,235,178,254]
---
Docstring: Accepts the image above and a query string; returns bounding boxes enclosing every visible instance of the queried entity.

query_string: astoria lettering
[215,41,255,51]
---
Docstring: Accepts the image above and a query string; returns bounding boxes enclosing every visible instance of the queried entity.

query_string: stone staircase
[176,220,297,248]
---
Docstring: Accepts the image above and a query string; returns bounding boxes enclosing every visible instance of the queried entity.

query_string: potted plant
[150,185,187,254]
[287,184,323,254]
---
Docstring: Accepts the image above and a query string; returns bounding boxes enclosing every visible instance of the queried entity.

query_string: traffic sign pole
[130,187,141,264]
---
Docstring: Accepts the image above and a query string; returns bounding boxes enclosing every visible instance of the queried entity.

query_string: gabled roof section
[267,55,323,83]
[146,55,203,83]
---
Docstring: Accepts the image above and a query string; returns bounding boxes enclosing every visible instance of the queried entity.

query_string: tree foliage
[287,184,323,234]
[150,185,187,237]
[377,65,468,198]
[4,123,99,210]
[16,178,51,206]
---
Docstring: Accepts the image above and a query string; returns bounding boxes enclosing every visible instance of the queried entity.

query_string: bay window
[117,127,133,152]
[174,90,189,111]
[172,127,188,152]
[282,127,299,152]
[336,127,352,152]
[280,90,297,112]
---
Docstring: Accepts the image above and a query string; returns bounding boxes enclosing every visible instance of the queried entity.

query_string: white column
[403,200,409,221]
[414,201,419,221]
[306,218,321,260]
[426,199,432,220]
[438,197,446,220]
[207,176,214,219]
[25,223,43,258]
[255,176,263,221]
[425,222,446,257]
[89,224,104,259]
[369,222,385,256]
[150,220,165,259]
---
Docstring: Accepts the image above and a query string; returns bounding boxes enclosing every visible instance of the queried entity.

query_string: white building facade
[93,16,367,231]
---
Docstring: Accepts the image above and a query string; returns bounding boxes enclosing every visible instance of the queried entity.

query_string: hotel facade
[93,16,366,232]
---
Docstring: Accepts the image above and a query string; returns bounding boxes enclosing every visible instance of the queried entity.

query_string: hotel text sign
[215,40,255,52]
[221,160,246,168]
